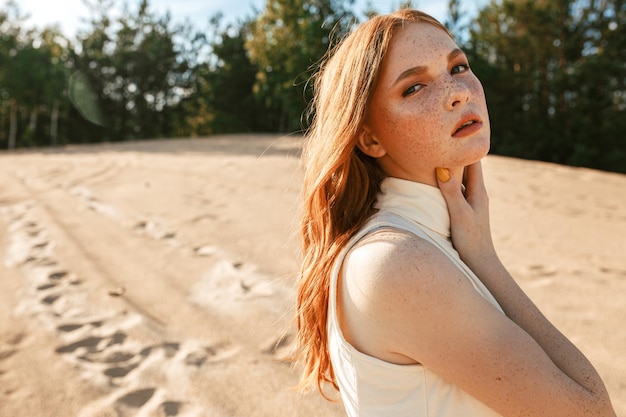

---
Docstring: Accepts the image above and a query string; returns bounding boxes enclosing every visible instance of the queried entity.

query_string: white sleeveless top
[327,177,504,417]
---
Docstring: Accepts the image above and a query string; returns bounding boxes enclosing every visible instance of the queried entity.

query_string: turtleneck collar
[374,177,451,238]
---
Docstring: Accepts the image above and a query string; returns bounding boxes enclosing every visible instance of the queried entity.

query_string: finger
[464,161,484,190]
[463,161,488,204]
[436,167,469,215]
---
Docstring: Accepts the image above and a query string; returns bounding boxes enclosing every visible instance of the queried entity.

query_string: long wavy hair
[295,9,452,398]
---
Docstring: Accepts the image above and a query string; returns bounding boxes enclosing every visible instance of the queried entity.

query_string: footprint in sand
[77,387,157,417]
[133,219,179,243]
[0,347,17,362]
[69,184,182,247]
[3,202,238,416]
[55,331,127,355]
[521,264,559,288]
[160,400,184,416]
[79,387,195,417]
[600,267,626,276]
[116,387,156,408]
[192,245,219,257]
[31,270,85,319]
[55,324,239,407]
[41,293,61,305]
[0,332,27,396]
[58,322,93,333]
[527,264,558,276]
[71,339,220,417]
[190,259,275,312]
[260,330,296,366]
[37,282,57,291]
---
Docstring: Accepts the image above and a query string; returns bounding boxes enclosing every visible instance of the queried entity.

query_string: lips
[452,114,483,138]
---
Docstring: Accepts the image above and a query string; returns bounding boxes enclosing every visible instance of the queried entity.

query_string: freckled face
[363,22,490,185]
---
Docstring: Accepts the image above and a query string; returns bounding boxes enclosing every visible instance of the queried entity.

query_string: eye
[402,83,425,97]
[451,63,470,75]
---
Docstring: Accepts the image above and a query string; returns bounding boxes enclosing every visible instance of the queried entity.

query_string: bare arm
[436,162,616,416]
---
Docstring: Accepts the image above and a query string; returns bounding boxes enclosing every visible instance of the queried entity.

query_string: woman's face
[361,22,490,185]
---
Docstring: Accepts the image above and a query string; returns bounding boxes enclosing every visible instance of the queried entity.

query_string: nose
[444,78,470,110]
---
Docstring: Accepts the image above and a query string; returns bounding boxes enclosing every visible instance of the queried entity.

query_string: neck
[384,166,467,188]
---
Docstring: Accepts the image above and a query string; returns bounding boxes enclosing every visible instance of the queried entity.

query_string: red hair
[295,9,452,398]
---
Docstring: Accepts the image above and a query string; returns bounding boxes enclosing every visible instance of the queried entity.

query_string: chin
[462,137,490,165]
[477,142,491,160]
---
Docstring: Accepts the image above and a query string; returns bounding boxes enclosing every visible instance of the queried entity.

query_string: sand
[0,134,623,416]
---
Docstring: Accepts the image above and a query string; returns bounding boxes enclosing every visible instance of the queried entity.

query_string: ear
[356,127,386,158]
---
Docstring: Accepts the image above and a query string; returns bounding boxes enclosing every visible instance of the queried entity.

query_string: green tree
[70,0,115,142]
[566,0,626,171]
[188,15,260,134]
[38,28,71,146]
[445,0,466,41]
[112,0,185,138]
[0,2,71,148]
[468,0,626,172]
[247,0,356,132]
[72,0,200,141]
[0,1,27,148]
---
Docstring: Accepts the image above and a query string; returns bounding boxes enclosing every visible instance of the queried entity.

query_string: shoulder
[344,227,464,299]
[339,227,471,363]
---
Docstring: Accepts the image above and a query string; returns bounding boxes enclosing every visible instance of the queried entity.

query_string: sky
[9,0,490,38]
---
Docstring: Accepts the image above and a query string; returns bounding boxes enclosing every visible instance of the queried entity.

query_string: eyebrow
[392,48,466,87]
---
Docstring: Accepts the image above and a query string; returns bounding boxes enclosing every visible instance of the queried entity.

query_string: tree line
[0,0,624,173]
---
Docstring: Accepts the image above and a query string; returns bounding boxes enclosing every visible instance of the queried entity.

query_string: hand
[435,162,499,273]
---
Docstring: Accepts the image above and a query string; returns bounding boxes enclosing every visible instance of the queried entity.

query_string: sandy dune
[0,134,624,416]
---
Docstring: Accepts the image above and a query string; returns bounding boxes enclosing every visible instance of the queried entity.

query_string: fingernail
[436,167,450,182]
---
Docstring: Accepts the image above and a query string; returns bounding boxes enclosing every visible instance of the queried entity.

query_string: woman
[295,8,616,417]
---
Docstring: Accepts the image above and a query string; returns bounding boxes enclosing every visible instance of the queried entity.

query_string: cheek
[384,108,445,161]
[382,97,443,136]
[403,96,446,147]
[395,93,443,130]
[469,78,487,107]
